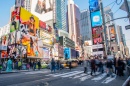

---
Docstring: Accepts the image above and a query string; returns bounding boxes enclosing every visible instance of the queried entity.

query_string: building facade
[67,0,81,46]
[80,10,91,42]
[55,0,66,31]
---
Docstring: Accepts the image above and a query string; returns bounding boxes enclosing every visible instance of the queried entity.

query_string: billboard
[92,27,103,44]
[71,49,76,59]
[20,7,39,36]
[43,47,50,59]
[89,0,99,12]
[109,25,116,40]
[0,24,10,38]
[10,7,20,32]
[15,0,25,7]
[64,48,71,59]
[8,31,16,45]
[39,20,52,32]
[40,30,53,45]
[91,11,102,27]
[1,35,8,46]
[58,45,63,57]
[1,51,8,58]
[31,0,54,22]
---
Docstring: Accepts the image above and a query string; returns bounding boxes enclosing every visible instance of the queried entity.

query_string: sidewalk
[0,69,50,74]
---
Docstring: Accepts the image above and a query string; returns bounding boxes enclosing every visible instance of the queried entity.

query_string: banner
[20,7,39,36]
[109,25,116,40]
[10,7,20,32]
[8,31,16,45]
[92,27,103,44]
[43,47,49,59]
[1,35,8,46]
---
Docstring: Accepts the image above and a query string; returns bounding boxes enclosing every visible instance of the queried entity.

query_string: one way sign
[125,25,130,30]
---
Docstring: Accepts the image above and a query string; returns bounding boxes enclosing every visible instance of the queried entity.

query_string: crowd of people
[83,56,130,77]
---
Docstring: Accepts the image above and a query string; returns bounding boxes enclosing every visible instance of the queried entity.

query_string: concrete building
[55,0,67,31]
[117,25,124,44]
[67,0,81,46]
[80,10,91,42]
[24,0,32,11]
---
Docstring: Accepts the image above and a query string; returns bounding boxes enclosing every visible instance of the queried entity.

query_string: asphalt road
[0,67,128,86]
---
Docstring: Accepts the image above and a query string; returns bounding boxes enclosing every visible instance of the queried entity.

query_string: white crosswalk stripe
[46,70,117,84]
[24,71,49,74]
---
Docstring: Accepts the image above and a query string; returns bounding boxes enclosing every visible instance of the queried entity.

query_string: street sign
[125,25,130,30]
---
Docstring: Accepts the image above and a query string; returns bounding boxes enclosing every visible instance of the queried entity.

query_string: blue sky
[0,0,130,46]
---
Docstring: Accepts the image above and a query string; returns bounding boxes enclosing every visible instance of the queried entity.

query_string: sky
[0,0,130,47]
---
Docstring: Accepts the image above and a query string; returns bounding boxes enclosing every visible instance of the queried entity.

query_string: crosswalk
[46,70,117,84]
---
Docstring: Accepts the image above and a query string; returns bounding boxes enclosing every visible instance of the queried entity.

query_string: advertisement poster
[109,25,116,40]
[91,11,102,27]
[1,35,8,46]
[89,0,99,12]
[92,27,103,44]
[8,31,16,45]
[17,33,42,58]
[43,47,49,59]
[64,48,70,59]
[39,20,52,32]
[58,45,63,57]
[1,51,8,58]
[40,30,53,45]
[10,7,20,32]
[15,0,25,7]
[31,0,53,22]
[20,7,39,36]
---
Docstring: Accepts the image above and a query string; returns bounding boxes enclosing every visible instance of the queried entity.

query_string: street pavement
[0,66,128,86]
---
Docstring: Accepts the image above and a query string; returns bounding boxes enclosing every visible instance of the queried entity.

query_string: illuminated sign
[91,11,102,27]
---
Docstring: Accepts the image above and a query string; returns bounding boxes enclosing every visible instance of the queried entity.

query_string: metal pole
[100,0,108,56]
[124,0,130,23]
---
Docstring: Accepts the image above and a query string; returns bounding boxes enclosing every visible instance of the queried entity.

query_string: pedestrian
[33,61,36,71]
[90,58,96,75]
[106,59,113,77]
[69,61,72,71]
[37,60,41,70]
[98,59,104,73]
[18,60,22,70]
[83,60,87,73]
[56,60,60,70]
[118,57,124,76]
[51,58,56,73]
[114,57,118,74]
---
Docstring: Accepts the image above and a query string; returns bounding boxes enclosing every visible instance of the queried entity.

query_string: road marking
[73,73,87,79]
[53,71,79,77]
[92,73,107,81]
[61,71,83,78]
[80,75,92,81]
[24,71,49,74]
[102,74,116,84]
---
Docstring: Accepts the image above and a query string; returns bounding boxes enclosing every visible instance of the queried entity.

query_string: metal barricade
[122,76,130,86]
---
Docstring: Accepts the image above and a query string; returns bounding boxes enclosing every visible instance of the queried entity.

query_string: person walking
[18,60,22,70]
[90,58,96,75]
[37,60,41,70]
[33,61,36,71]
[118,57,124,76]
[83,60,87,73]
[106,59,113,77]
[51,58,56,73]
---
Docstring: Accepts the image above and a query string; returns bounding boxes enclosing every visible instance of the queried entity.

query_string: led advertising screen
[92,27,103,44]
[39,20,52,32]
[89,0,99,12]
[8,31,16,45]
[43,47,50,59]
[15,0,25,7]
[1,35,8,46]
[20,7,39,36]
[10,7,20,32]
[1,51,8,58]
[91,11,102,27]
[31,0,54,22]
[64,48,71,59]
[109,25,116,40]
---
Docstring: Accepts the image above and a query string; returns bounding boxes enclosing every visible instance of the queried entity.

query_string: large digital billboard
[10,7,20,32]
[91,11,102,27]
[20,7,39,36]
[43,47,50,59]
[89,0,99,12]
[92,27,103,44]
[31,0,54,22]
[109,25,116,40]
[64,48,71,59]
[1,35,8,46]
[15,0,25,7]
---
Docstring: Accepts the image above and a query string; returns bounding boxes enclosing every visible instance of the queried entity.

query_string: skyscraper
[67,0,81,46]
[80,10,91,42]
[55,0,66,31]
